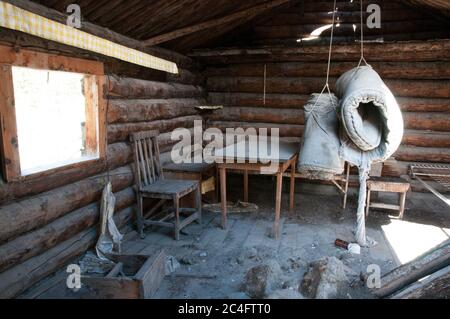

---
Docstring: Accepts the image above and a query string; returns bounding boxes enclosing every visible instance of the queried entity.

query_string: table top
[212,140,299,164]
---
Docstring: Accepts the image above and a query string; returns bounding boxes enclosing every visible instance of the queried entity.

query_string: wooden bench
[366,163,411,219]
[283,161,351,209]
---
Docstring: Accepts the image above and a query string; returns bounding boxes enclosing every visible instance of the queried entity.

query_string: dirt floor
[24,175,450,299]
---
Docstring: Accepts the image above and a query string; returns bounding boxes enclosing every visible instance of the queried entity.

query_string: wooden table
[214,141,298,239]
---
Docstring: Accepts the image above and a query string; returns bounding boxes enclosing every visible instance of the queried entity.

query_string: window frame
[0,46,107,183]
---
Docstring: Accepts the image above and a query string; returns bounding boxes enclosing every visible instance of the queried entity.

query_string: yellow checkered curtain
[0,1,178,74]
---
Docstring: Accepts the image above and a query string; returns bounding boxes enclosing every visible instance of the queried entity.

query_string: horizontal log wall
[0,32,205,297]
[204,58,450,167]
[198,1,450,185]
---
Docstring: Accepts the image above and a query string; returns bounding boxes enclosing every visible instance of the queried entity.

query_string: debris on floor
[243,259,282,298]
[267,289,304,299]
[236,247,258,265]
[300,257,357,299]
[166,256,181,274]
[27,190,450,300]
[203,201,259,214]
[79,251,116,275]
[335,239,361,255]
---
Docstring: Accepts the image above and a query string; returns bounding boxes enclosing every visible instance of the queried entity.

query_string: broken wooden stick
[373,240,450,298]
[171,273,217,280]
[390,265,450,299]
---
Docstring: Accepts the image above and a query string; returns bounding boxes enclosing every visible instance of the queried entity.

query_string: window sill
[21,155,100,177]
[7,157,107,184]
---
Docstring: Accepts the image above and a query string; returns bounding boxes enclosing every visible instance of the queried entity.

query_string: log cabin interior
[0,0,449,300]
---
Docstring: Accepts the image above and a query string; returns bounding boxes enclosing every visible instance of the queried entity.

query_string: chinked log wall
[0,45,205,298]
[198,42,450,181]
[198,0,450,181]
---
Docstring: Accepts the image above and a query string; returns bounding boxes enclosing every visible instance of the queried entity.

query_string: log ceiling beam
[142,0,293,47]
[398,0,450,23]
[399,0,450,16]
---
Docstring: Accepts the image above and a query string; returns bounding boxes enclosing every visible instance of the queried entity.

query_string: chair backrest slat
[137,140,149,186]
[131,130,162,188]
[148,138,156,182]
[142,140,153,184]
[154,136,163,179]
[133,140,142,189]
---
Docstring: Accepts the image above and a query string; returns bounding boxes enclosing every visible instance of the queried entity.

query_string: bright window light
[12,66,99,176]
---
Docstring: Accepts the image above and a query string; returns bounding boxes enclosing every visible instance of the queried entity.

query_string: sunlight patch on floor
[382,219,450,265]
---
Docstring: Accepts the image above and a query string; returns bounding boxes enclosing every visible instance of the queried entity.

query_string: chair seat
[140,179,198,197]
[163,162,214,173]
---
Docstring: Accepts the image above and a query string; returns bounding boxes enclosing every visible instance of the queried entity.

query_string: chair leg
[366,190,371,217]
[136,194,145,239]
[342,185,348,210]
[289,160,296,214]
[196,185,202,224]
[173,196,180,241]
[274,172,283,240]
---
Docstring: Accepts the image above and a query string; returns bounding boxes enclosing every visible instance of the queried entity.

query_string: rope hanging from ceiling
[310,0,338,112]
[357,0,370,68]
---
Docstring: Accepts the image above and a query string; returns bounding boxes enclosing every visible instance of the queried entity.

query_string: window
[0,46,106,182]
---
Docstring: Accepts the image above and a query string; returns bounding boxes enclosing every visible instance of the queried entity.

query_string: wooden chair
[131,130,202,240]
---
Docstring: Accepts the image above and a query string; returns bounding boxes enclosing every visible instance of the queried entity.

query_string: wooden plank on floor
[196,217,237,251]
[243,218,285,250]
[122,240,150,254]
[18,270,67,299]
[140,228,181,247]
[221,216,254,252]
[123,230,139,241]
[278,223,302,251]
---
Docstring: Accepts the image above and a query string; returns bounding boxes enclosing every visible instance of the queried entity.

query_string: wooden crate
[82,250,166,299]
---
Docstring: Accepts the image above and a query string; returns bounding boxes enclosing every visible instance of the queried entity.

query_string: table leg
[244,169,249,202]
[290,160,296,214]
[399,192,407,220]
[274,171,283,239]
[343,162,350,209]
[220,167,228,229]
[215,168,220,203]
[366,190,371,217]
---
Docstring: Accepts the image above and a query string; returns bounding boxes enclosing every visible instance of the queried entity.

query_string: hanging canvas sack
[298,93,345,180]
